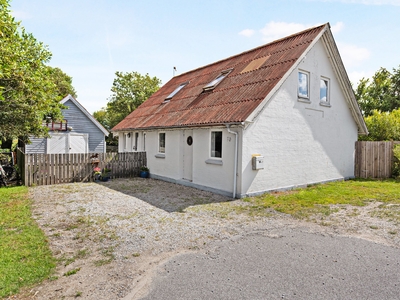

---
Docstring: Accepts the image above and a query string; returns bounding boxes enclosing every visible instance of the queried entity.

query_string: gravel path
[8,178,400,299]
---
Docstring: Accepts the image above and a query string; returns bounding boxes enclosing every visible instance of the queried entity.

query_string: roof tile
[113,24,326,131]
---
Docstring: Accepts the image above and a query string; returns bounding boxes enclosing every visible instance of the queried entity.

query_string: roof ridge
[170,23,327,80]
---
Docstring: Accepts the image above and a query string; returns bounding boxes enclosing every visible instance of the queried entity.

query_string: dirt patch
[6,178,400,299]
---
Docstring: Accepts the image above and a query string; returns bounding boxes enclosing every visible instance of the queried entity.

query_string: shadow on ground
[98,177,232,213]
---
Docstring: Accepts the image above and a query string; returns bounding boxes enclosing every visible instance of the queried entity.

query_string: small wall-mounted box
[252,155,264,170]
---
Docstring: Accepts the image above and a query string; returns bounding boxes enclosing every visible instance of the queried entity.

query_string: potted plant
[102,167,111,181]
[93,167,102,182]
[140,166,149,178]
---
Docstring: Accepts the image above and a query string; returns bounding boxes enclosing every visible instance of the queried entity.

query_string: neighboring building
[25,95,108,154]
[112,23,368,198]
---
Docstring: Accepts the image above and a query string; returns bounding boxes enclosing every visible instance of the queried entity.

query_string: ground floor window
[159,132,165,153]
[211,131,222,158]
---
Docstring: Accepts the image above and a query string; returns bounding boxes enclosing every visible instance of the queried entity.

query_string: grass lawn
[241,179,400,218]
[0,186,55,298]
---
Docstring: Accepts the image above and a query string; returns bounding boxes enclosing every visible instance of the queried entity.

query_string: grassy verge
[0,187,55,298]
[240,179,400,219]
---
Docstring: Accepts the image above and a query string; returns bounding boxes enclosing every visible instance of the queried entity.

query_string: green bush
[392,144,400,178]
[360,109,400,141]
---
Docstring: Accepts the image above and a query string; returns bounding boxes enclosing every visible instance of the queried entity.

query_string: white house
[25,95,108,154]
[112,23,368,198]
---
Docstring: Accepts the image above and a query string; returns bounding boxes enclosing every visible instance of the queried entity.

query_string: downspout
[226,124,238,199]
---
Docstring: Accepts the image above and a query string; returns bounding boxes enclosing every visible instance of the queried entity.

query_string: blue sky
[10,0,400,113]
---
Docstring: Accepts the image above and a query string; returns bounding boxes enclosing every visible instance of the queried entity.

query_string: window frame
[203,69,233,91]
[210,130,223,159]
[165,82,189,101]
[133,132,139,151]
[123,132,130,152]
[319,77,330,106]
[298,70,310,100]
[158,132,166,154]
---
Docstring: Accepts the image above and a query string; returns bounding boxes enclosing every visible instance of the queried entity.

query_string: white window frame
[133,132,139,151]
[158,132,166,154]
[319,77,330,106]
[165,82,189,101]
[210,130,223,159]
[298,70,310,101]
[203,69,233,91]
[123,132,131,152]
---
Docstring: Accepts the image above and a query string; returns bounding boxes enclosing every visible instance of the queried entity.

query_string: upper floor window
[320,78,329,104]
[298,71,309,99]
[203,69,233,91]
[159,132,166,153]
[165,82,188,101]
[211,131,222,158]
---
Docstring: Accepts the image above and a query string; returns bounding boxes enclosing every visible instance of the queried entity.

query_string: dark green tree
[0,0,75,142]
[47,66,77,99]
[355,66,400,116]
[105,71,161,129]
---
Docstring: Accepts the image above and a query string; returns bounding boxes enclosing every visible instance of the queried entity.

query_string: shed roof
[61,95,109,136]
[112,23,367,134]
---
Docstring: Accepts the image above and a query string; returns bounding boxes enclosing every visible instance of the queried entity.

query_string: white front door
[182,130,193,181]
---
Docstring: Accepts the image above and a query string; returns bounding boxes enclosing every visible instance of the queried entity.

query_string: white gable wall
[240,39,358,196]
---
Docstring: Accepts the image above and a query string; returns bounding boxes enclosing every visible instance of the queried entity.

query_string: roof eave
[111,121,245,132]
[320,29,368,135]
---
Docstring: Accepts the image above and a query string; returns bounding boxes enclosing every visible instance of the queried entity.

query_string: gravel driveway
[10,178,400,299]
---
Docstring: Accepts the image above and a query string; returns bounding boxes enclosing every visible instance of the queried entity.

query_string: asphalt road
[139,228,400,300]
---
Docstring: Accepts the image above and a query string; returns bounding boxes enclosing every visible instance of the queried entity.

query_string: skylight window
[203,69,232,91]
[165,82,188,101]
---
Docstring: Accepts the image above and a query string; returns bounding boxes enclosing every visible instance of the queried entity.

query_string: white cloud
[342,0,400,5]
[330,22,344,34]
[260,21,317,43]
[313,0,400,5]
[347,70,374,85]
[337,42,371,67]
[239,29,255,37]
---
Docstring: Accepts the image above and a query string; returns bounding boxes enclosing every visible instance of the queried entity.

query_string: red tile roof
[112,24,327,131]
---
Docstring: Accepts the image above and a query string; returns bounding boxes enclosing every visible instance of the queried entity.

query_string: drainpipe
[226,124,238,199]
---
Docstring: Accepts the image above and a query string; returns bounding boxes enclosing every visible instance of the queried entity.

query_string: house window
[159,132,166,153]
[124,133,130,151]
[320,78,329,104]
[298,71,309,99]
[165,82,188,101]
[134,132,139,151]
[143,133,146,151]
[211,131,222,158]
[203,69,232,91]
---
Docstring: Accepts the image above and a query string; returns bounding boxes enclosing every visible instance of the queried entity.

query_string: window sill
[205,159,223,165]
[298,97,311,104]
[319,102,331,107]
[155,153,165,158]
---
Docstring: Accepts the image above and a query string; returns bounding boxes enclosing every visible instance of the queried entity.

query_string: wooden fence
[354,141,400,178]
[17,149,147,186]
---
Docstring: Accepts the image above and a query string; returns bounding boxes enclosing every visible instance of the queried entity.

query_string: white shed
[25,95,108,154]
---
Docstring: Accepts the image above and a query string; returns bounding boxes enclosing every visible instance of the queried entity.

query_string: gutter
[225,124,239,199]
